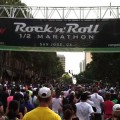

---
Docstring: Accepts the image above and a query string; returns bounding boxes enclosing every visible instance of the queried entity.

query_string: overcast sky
[21,0,120,7]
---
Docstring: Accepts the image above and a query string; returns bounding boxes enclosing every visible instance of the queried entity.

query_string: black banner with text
[0,18,120,48]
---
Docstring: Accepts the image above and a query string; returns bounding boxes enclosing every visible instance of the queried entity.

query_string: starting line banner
[0,18,120,52]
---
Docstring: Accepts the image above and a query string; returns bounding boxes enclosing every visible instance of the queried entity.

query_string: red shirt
[103,100,114,119]
[7,96,13,107]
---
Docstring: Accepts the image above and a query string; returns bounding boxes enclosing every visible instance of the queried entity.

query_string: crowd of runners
[0,79,119,120]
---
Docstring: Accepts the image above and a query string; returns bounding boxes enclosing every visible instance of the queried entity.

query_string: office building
[85,52,92,65]
[57,54,65,71]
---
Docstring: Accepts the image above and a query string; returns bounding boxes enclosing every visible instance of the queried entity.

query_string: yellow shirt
[22,107,61,120]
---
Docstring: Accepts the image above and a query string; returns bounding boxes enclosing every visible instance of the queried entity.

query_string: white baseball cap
[113,104,120,111]
[70,91,75,95]
[38,87,51,98]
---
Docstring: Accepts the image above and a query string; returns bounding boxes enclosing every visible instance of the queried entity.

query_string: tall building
[57,54,65,71]
[80,60,85,73]
[85,52,92,65]
[79,52,92,73]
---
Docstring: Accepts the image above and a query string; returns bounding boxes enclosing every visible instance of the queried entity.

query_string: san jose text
[39,42,72,47]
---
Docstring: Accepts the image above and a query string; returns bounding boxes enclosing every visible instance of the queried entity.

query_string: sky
[21,0,120,7]
[57,52,85,74]
[21,0,120,74]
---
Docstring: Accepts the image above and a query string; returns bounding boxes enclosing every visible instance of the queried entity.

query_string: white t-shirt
[76,102,94,120]
[52,97,62,113]
[87,100,95,107]
[90,93,104,113]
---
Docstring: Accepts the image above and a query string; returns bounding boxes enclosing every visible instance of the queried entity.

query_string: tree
[0,0,26,5]
[78,53,120,84]
[11,51,64,80]
[0,0,28,18]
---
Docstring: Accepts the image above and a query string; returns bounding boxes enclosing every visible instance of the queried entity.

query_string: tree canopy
[0,0,26,5]
[76,53,120,84]
[0,0,28,18]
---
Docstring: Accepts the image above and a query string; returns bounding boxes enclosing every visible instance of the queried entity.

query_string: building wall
[79,52,92,73]
[85,52,92,65]
[80,60,85,73]
[57,54,65,71]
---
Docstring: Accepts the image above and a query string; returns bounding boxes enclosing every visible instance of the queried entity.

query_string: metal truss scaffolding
[0,5,120,19]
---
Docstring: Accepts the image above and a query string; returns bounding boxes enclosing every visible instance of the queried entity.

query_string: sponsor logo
[14,22,99,34]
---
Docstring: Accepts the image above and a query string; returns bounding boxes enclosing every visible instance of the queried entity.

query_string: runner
[22,87,61,120]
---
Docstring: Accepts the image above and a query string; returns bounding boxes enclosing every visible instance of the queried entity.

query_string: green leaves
[11,51,64,79]
[0,0,23,5]
[76,53,120,84]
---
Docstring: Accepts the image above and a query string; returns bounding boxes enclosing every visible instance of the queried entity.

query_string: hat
[38,87,51,98]
[70,91,75,95]
[112,104,120,118]
[113,104,120,111]
[77,85,82,88]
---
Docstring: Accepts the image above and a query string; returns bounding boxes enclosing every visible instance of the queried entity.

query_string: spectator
[85,91,96,112]
[106,104,120,120]
[90,87,104,120]
[30,90,38,107]
[0,101,4,119]
[13,93,27,116]
[117,91,120,104]
[7,88,15,107]
[3,100,23,120]
[68,91,77,105]
[24,93,34,112]
[76,92,94,120]
[52,90,62,114]
[63,104,79,120]
[0,87,9,113]
[112,94,118,104]
[103,92,114,120]
[23,87,61,120]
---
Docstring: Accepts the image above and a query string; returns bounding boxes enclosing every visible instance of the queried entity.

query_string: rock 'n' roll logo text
[14,22,99,34]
